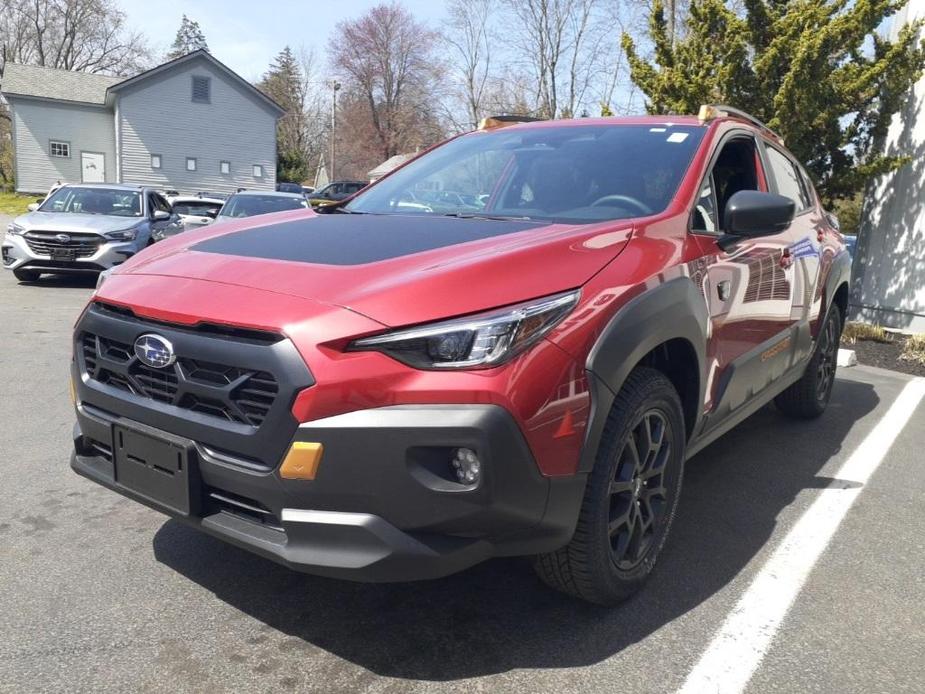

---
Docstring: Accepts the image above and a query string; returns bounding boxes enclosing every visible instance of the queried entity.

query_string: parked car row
[2,184,310,281]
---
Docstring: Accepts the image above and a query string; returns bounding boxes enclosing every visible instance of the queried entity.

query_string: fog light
[451,447,481,485]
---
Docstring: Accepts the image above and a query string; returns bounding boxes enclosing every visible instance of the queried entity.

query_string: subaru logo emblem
[133,333,176,369]
[55,233,71,243]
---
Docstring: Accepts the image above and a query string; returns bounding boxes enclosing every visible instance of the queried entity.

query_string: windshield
[346,124,705,223]
[218,195,309,218]
[173,201,223,216]
[40,187,143,217]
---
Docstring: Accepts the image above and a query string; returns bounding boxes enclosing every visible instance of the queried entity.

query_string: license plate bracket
[112,421,199,515]
[51,248,77,261]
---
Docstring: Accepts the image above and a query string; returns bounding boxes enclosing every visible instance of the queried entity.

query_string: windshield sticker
[667,132,689,143]
[649,127,667,133]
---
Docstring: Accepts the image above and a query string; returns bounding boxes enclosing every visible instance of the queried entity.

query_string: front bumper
[2,233,138,273]
[71,403,586,581]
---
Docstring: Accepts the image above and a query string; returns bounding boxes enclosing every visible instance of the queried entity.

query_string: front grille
[81,332,280,427]
[24,231,102,258]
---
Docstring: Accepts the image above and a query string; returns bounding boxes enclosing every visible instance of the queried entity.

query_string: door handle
[717,280,731,301]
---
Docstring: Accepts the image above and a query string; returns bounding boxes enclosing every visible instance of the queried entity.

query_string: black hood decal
[192,214,545,266]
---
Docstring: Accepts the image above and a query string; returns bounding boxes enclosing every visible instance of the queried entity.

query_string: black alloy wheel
[608,410,672,570]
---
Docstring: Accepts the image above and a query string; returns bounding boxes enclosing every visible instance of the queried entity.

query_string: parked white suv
[3,184,181,282]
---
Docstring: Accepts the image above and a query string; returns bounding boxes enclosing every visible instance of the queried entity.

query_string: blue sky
[120,0,450,81]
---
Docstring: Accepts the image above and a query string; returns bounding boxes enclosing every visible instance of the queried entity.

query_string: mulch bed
[849,336,925,378]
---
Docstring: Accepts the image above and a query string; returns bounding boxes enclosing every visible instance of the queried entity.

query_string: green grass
[0,191,36,216]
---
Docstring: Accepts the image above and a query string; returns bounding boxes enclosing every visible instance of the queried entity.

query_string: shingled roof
[0,64,123,105]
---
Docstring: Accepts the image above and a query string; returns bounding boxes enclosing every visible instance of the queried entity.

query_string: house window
[220,160,231,175]
[186,157,197,172]
[252,164,263,178]
[151,154,162,169]
[191,76,211,103]
[50,141,70,158]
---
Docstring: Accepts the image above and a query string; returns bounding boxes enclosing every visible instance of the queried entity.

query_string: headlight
[104,228,137,241]
[6,222,24,236]
[348,290,581,369]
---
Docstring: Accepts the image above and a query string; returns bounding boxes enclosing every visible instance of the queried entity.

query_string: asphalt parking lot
[2,227,924,693]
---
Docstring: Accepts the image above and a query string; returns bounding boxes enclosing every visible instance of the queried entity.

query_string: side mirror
[27,203,40,212]
[205,208,219,218]
[719,190,795,250]
[152,209,171,221]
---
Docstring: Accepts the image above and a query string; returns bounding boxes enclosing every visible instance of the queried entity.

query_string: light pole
[330,80,341,182]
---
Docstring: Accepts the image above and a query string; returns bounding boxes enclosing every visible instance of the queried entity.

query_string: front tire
[534,367,686,605]
[775,308,842,419]
[13,268,41,282]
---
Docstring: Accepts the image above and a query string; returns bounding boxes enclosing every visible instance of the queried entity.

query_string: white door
[81,152,105,183]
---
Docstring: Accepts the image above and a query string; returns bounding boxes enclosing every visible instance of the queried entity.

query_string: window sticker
[667,132,689,143]
[649,127,667,132]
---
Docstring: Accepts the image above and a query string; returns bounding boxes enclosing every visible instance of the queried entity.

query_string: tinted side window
[691,135,760,233]
[766,146,809,211]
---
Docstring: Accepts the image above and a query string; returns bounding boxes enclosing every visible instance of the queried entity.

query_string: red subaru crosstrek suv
[71,106,850,605]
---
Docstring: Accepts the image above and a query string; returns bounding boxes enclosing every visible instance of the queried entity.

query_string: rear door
[761,141,823,362]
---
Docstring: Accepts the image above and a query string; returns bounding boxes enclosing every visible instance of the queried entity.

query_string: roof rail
[477,114,545,131]
[698,104,783,144]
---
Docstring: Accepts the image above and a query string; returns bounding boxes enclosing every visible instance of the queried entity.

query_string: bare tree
[502,0,610,119]
[598,0,649,114]
[1,0,149,77]
[329,2,444,160]
[298,47,331,180]
[443,0,493,129]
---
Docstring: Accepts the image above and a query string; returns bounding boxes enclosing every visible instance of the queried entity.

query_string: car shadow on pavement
[153,378,878,680]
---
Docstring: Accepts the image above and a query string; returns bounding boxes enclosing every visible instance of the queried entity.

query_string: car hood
[102,210,632,328]
[15,211,143,234]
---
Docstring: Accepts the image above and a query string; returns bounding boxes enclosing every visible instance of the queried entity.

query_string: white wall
[11,98,116,194]
[116,56,278,195]
[853,0,925,331]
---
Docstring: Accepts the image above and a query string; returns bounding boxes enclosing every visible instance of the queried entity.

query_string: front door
[689,132,798,429]
[81,152,105,183]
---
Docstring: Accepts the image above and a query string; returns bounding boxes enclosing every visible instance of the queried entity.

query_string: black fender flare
[823,248,852,321]
[578,277,709,473]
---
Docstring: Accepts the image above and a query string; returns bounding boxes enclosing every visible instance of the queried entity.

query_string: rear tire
[533,367,686,605]
[775,308,842,419]
[13,268,41,282]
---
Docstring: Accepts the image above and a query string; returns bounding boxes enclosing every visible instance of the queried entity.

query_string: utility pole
[330,80,341,182]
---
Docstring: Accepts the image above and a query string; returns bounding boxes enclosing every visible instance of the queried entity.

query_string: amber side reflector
[280,442,324,480]
[69,376,77,405]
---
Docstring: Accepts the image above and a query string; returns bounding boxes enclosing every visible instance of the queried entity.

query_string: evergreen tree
[623,0,925,202]
[260,47,309,182]
[166,15,209,60]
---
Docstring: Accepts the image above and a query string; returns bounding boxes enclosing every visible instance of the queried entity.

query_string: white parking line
[678,377,925,694]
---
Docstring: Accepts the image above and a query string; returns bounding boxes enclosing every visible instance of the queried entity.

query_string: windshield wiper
[442,212,533,221]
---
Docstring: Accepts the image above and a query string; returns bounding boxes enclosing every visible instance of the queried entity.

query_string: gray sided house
[1,50,283,195]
